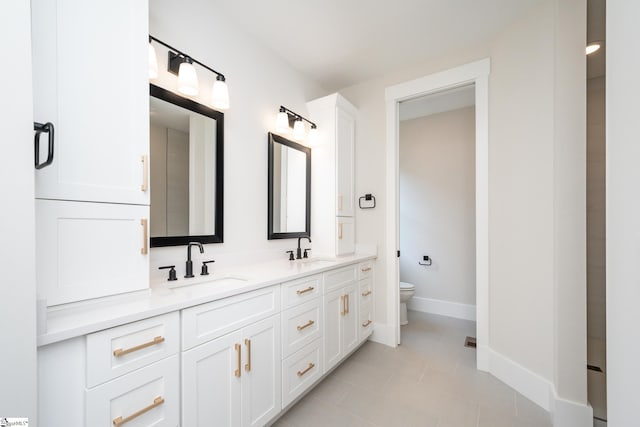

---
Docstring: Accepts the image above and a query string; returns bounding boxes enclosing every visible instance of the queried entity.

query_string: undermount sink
[166,274,249,290]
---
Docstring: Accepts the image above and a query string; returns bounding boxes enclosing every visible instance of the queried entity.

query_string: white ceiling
[213,0,542,91]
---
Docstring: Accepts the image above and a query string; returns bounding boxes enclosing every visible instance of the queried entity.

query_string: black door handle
[34,121,55,169]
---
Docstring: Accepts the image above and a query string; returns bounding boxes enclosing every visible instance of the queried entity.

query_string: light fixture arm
[279,106,317,129]
[149,35,226,81]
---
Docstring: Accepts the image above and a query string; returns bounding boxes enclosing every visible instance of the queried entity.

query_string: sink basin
[166,274,249,290]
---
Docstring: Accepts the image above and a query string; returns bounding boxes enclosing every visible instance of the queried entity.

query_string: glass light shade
[586,43,601,55]
[211,79,230,110]
[178,60,199,96]
[308,127,320,146]
[148,43,158,79]
[293,119,306,141]
[276,111,290,133]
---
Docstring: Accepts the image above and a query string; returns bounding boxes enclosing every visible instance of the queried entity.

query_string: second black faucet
[185,242,204,278]
[296,236,311,260]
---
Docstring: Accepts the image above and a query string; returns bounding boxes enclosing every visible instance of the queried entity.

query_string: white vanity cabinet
[39,312,180,427]
[280,275,324,407]
[31,0,150,205]
[181,286,282,427]
[357,261,374,341]
[307,93,357,257]
[322,265,359,373]
[31,0,150,306]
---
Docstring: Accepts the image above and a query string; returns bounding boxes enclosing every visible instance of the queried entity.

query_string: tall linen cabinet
[307,93,357,257]
[31,0,151,305]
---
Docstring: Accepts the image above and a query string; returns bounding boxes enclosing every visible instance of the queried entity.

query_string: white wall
[606,1,640,424]
[0,0,37,422]
[399,107,476,306]
[339,0,588,417]
[148,0,325,280]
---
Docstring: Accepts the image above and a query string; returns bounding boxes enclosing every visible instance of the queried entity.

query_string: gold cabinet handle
[112,396,164,426]
[338,193,343,211]
[361,266,372,272]
[296,286,315,295]
[297,362,315,377]
[297,320,315,331]
[361,290,372,297]
[244,339,251,372]
[235,343,241,377]
[113,336,164,357]
[362,320,372,327]
[340,295,345,316]
[338,223,343,240]
[346,294,349,314]
[140,218,148,255]
[141,155,149,192]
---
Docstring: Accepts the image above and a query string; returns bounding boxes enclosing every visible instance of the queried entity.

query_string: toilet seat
[400,281,415,290]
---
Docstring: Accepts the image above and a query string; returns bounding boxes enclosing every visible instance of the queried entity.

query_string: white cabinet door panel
[36,199,149,305]
[336,108,355,217]
[336,216,355,255]
[342,284,359,356]
[323,288,343,373]
[32,0,149,205]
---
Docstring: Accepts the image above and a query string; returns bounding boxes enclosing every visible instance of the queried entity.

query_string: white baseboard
[408,296,477,321]
[487,349,593,426]
[370,322,396,347]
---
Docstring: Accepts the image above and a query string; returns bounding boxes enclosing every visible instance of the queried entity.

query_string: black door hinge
[397,250,400,258]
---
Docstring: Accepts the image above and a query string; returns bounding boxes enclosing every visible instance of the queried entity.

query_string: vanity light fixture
[148,35,230,110]
[275,106,318,144]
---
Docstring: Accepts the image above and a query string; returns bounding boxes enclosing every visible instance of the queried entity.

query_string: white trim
[385,58,491,367]
[488,348,553,411]
[487,349,593,427]
[369,322,396,347]
[407,297,476,321]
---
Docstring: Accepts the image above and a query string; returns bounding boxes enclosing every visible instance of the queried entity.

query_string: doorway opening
[398,84,477,346]
[385,58,490,370]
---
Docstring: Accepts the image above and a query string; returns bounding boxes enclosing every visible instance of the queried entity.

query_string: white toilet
[399,282,416,325]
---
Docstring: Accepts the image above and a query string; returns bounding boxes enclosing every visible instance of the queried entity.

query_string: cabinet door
[323,288,344,373]
[31,0,149,205]
[36,199,149,306]
[336,216,355,255]
[342,284,359,356]
[242,315,282,427]
[182,331,243,427]
[335,107,355,216]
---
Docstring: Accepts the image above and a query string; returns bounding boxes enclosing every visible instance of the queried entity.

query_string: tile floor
[272,311,553,427]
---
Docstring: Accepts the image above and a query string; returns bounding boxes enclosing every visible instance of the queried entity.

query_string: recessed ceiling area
[212,0,542,91]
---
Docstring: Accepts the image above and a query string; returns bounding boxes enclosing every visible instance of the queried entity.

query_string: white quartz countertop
[38,253,376,347]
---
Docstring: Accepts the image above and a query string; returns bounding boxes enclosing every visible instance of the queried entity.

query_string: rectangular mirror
[149,84,224,246]
[268,132,311,239]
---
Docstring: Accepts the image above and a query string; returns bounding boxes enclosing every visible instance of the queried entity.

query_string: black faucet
[185,242,204,278]
[296,236,311,260]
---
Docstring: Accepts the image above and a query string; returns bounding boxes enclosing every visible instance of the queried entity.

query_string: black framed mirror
[268,132,311,239]
[149,84,224,247]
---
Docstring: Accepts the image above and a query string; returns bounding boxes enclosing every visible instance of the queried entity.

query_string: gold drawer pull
[113,336,164,357]
[362,320,372,327]
[112,396,164,426]
[338,193,343,211]
[345,294,349,314]
[361,266,372,272]
[296,286,315,295]
[297,362,315,377]
[235,343,241,377]
[338,223,343,240]
[297,320,315,331]
[141,155,149,192]
[140,218,149,255]
[245,339,251,372]
[361,290,372,297]
[340,295,345,316]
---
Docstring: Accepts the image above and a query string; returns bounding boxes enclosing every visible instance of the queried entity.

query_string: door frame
[385,58,490,371]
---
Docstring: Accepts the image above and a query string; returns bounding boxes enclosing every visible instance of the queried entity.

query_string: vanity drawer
[86,312,179,388]
[182,285,280,350]
[282,338,323,408]
[358,277,373,304]
[359,298,373,341]
[323,264,357,294]
[86,354,179,427]
[281,274,322,309]
[358,261,374,280]
[282,299,323,358]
